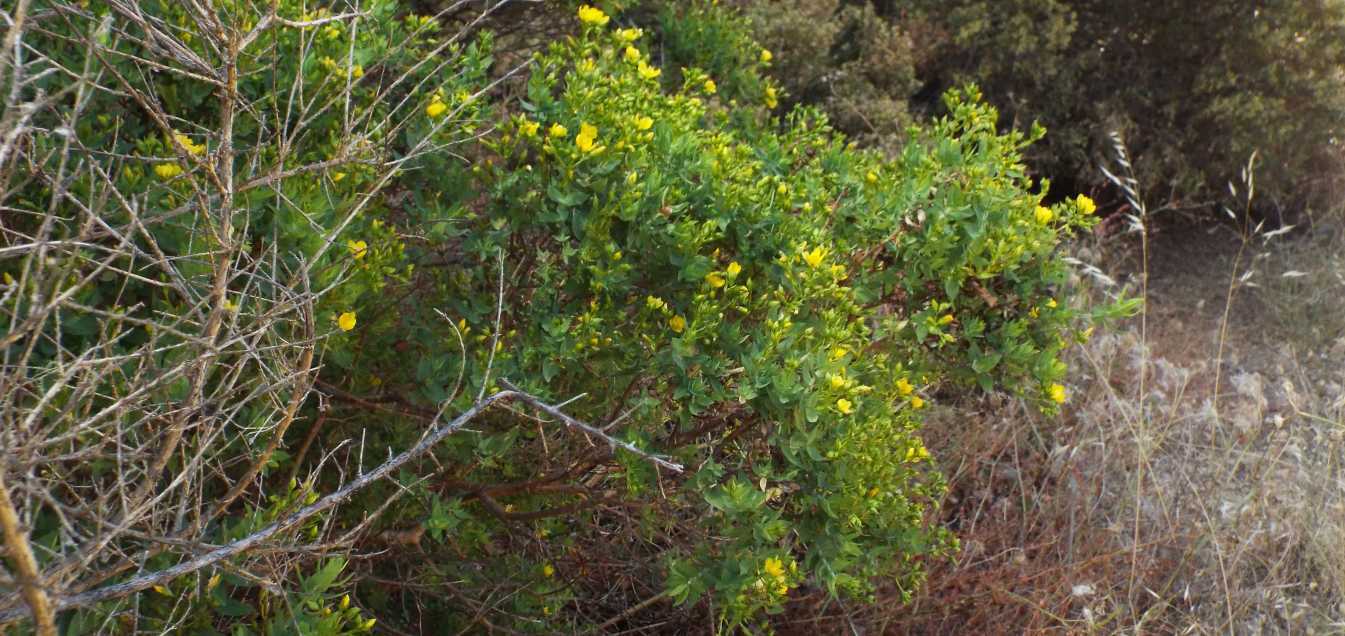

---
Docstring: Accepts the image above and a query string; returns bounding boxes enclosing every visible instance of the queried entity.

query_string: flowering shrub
[1,0,1106,631]
[333,3,1101,628]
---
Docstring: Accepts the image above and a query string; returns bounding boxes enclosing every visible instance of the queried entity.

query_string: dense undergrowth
[0,0,1338,634]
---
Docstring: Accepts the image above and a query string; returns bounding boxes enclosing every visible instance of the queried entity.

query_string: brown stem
[0,472,56,634]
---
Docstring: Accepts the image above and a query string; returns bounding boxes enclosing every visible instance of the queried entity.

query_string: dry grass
[878,154,1345,634]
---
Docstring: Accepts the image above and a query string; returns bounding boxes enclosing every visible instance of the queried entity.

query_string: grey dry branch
[0,0,555,630]
[0,383,681,623]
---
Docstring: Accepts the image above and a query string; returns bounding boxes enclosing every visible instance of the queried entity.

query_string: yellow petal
[337,311,357,332]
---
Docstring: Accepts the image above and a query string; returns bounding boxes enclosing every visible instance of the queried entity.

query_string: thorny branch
[0,0,556,629]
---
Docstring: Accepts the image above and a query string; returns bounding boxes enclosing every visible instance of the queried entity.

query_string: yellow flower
[910,396,925,409]
[426,100,447,118]
[154,163,183,180]
[1076,194,1096,215]
[575,122,599,153]
[172,132,205,155]
[637,60,661,80]
[549,122,568,138]
[1035,205,1054,224]
[332,171,347,182]
[646,296,667,311]
[347,239,368,259]
[760,49,773,64]
[542,564,555,578]
[1048,383,1067,404]
[866,170,878,184]
[802,246,826,268]
[669,315,686,333]
[896,378,914,395]
[520,118,540,137]
[577,4,609,26]
[706,272,725,288]
[829,346,847,361]
[764,87,778,109]
[763,557,786,579]
[351,64,364,79]
[618,27,643,42]
[1046,298,1057,308]
[905,444,930,462]
[337,311,357,332]
[633,114,653,131]
[624,46,641,63]
[828,373,847,390]
[703,78,717,94]
[836,398,854,415]
[726,261,742,278]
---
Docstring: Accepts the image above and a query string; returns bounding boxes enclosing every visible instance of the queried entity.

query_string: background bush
[732,0,1345,217]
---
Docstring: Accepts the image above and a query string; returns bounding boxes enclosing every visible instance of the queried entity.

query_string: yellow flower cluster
[1048,382,1067,404]
[575,123,601,153]
[519,118,540,137]
[577,5,609,26]
[801,246,826,268]
[760,557,794,596]
[337,311,357,332]
[1076,194,1096,215]
[637,60,661,80]
[346,239,368,259]
[172,132,206,155]
[1035,205,1054,224]
[154,163,183,180]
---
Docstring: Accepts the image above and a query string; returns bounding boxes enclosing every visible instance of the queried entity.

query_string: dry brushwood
[0,0,575,629]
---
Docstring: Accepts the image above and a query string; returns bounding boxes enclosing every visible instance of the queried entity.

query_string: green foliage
[736,0,1345,211]
[4,0,1107,632]
[741,0,923,154]
[339,4,1098,629]
[4,0,488,631]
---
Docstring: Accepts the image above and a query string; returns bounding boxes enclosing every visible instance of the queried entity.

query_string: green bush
[341,3,1101,629]
[736,0,1345,213]
[1,0,1106,632]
